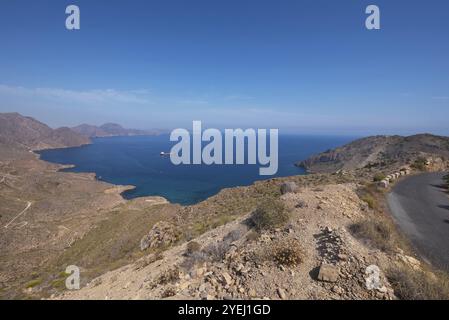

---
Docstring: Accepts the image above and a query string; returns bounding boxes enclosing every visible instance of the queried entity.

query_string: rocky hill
[72,123,153,138]
[297,134,449,173]
[0,113,90,152]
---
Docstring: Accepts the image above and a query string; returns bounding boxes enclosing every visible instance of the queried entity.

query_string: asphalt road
[387,172,449,271]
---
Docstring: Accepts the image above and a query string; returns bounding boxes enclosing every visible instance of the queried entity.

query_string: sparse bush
[156,267,180,286]
[387,266,449,300]
[250,199,289,231]
[246,230,260,242]
[223,226,247,243]
[373,173,386,182]
[411,157,427,171]
[161,286,177,298]
[180,250,209,271]
[185,241,201,256]
[349,219,394,252]
[360,195,376,209]
[203,241,231,262]
[272,239,304,267]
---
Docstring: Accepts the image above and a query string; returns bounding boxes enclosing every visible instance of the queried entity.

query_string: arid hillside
[0,113,90,152]
[297,134,449,173]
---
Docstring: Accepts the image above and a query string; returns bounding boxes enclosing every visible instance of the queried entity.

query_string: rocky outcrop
[140,221,180,251]
[297,134,449,173]
[317,264,339,283]
[56,183,400,301]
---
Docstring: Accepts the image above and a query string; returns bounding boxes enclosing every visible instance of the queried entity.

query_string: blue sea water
[38,135,354,205]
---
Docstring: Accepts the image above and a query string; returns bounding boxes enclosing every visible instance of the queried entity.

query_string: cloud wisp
[0,84,152,106]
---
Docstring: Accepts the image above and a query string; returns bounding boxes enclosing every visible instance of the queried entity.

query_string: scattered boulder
[280,182,298,195]
[317,264,339,283]
[140,221,179,251]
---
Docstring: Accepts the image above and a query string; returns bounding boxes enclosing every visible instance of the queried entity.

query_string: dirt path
[4,201,32,229]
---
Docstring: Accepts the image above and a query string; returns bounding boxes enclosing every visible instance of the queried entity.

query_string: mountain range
[71,123,158,138]
[0,113,158,153]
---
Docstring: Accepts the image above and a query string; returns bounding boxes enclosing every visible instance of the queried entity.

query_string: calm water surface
[39,135,354,205]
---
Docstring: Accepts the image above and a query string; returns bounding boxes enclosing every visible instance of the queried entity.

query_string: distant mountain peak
[0,112,90,151]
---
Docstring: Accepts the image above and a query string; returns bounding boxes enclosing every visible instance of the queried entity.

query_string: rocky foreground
[56,183,407,300]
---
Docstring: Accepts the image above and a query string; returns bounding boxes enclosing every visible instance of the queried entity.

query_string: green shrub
[250,200,289,231]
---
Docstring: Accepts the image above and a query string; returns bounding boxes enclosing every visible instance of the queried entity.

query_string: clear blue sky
[0,0,448,135]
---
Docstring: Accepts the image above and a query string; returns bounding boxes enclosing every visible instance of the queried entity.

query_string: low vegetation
[250,199,289,231]
[185,241,201,256]
[387,265,449,300]
[154,267,180,286]
[272,239,304,267]
[349,219,395,252]
[411,157,428,171]
[357,184,380,210]
[373,173,386,182]
[25,279,42,289]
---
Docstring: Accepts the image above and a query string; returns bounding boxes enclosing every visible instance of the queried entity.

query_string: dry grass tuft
[349,219,395,252]
[272,239,304,267]
[387,265,449,300]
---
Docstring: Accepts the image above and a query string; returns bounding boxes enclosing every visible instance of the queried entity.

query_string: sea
[38,135,354,205]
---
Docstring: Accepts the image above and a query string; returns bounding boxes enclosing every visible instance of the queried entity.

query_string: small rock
[337,254,348,261]
[317,264,339,283]
[221,272,234,286]
[248,289,257,297]
[277,288,287,300]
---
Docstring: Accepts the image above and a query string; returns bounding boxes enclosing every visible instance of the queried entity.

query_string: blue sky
[0,0,448,135]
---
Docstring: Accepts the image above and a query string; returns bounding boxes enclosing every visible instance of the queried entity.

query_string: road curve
[387,172,449,271]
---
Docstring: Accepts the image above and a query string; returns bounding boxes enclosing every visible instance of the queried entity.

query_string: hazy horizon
[1,0,448,136]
